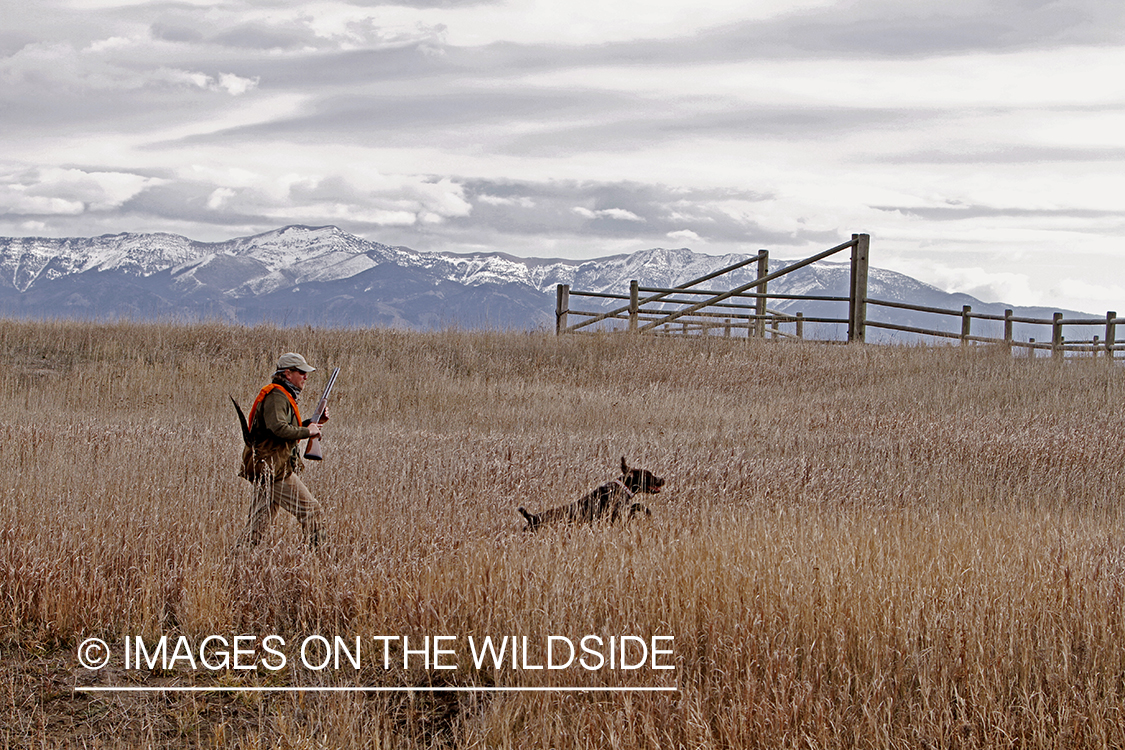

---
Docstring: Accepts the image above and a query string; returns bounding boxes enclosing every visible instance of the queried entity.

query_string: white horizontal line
[77,686,677,693]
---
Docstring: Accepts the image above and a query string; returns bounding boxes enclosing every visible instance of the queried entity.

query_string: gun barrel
[304,367,340,460]
[307,367,340,422]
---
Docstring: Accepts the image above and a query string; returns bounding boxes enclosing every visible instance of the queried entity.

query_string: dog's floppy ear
[621,456,630,475]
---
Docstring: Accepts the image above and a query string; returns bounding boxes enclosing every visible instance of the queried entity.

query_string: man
[239,352,327,547]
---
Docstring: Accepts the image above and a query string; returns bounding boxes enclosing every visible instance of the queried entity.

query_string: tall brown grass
[3,318,1125,748]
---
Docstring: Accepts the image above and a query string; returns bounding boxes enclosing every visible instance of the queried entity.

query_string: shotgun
[303,367,340,461]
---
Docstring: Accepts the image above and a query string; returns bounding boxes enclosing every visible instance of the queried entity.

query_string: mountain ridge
[0,225,1092,339]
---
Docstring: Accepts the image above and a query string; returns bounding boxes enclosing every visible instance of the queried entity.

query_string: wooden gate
[556,234,870,342]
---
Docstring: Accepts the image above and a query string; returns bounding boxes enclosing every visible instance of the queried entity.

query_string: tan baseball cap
[276,352,316,373]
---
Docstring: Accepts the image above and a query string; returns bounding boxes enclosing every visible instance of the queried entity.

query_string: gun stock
[303,367,340,461]
[305,435,324,460]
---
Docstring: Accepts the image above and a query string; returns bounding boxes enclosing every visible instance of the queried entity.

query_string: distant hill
[0,225,1093,342]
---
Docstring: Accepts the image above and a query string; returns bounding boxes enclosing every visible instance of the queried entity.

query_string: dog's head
[620,456,665,495]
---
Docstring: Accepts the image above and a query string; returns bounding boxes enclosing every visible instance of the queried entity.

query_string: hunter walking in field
[237,352,328,548]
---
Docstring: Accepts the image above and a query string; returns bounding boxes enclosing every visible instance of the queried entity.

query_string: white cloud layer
[0,167,161,215]
[574,207,645,222]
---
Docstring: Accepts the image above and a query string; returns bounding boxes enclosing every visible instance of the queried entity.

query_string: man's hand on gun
[306,408,328,437]
[306,407,328,431]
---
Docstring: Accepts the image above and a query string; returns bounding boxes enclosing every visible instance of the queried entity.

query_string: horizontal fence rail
[556,234,1119,359]
[866,300,1121,359]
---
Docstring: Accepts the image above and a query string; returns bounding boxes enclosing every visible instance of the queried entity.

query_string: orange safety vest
[247,383,302,432]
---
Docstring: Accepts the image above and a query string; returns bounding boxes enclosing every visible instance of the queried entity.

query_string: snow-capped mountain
[0,224,1086,338]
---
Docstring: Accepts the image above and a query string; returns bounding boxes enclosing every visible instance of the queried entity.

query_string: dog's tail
[518,507,539,531]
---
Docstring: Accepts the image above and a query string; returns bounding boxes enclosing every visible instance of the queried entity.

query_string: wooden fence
[555,234,1121,359]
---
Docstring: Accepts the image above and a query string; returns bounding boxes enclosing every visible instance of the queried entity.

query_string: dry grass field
[4,318,1125,748]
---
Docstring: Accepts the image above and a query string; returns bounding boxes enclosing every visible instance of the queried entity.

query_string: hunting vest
[240,383,304,482]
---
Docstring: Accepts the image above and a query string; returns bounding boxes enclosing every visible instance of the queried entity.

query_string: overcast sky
[3,0,1124,312]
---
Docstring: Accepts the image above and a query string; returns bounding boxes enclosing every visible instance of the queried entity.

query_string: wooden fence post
[1106,312,1116,361]
[628,280,639,333]
[755,251,769,338]
[556,284,570,335]
[796,313,804,340]
[1052,313,1063,359]
[848,234,869,343]
[1004,309,1013,352]
[961,305,972,343]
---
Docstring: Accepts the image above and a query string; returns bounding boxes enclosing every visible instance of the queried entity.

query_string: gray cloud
[874,204,1125,221]
[447,179,830,248]
[0,31,34,57]
[869,145,1125,165]
[164,84,628,150]
[3,0,1125,313]
[598,0,1125,62]
[150,23,205,45]
[209,23,318,52]
[497,104,927,158]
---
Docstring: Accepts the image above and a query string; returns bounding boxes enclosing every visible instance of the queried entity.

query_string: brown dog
[518,457,664,531]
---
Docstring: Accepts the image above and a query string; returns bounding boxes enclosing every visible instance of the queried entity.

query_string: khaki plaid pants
[243,473,322,546]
